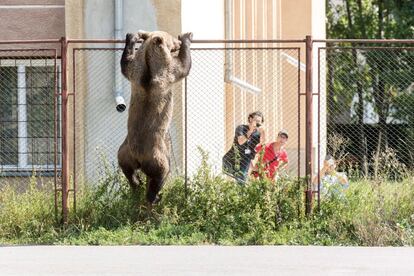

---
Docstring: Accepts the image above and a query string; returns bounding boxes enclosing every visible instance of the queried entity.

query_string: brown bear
[118,30,192,204]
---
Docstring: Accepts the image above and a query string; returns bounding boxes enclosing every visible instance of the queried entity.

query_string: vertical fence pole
[305,35,313,216]
[297,47,302,218]
[53,51,58,221]
[60,37,69,224]
[72,48,77,214]
[184,77,188,199]
[317,47,321,211]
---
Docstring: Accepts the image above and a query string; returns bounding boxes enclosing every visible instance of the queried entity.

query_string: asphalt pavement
[1,245,414,275]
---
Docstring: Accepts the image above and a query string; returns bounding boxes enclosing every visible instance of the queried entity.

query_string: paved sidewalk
[1,245,414,275]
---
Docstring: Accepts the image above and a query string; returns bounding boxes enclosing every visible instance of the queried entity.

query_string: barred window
[0,60,61,175]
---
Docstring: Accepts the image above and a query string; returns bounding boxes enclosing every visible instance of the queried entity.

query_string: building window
[0,59,61,176]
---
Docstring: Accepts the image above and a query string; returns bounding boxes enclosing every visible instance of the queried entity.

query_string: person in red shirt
[250,129,289,181]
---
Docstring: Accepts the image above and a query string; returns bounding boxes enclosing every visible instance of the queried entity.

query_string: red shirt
[253,143,288,180]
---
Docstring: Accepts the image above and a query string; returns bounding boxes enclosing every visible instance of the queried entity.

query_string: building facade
[0,0,325,184]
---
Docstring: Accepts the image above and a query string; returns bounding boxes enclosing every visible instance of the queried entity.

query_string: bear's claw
[179,32,193,42]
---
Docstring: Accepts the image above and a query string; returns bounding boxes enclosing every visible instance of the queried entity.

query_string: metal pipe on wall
[114,0,126,112]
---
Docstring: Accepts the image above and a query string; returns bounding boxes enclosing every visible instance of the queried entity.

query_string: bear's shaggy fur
[118,30,192,203]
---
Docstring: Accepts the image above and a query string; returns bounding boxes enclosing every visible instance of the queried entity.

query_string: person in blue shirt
[312,155,349,196]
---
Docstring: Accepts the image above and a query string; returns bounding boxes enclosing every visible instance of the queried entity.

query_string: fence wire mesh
[68,44,304,187]
[71,47,185,185]
[0,50,61,181]
[187,46,303,183]
[317,44,414,188]
[2,39,413,219]
[72,48,128,184]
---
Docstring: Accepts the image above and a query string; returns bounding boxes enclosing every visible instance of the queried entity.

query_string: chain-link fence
[0,50,61,174]
[0,47,61,217]
[68,42,305,190]
[70,45,186,186]
[316,42,414,202]
[1,38,413,222]
[187,45,304,183]
[72,47,131,185]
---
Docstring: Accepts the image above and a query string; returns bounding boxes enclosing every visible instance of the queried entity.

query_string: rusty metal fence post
[60,37,69,224]
[305,35,313,216]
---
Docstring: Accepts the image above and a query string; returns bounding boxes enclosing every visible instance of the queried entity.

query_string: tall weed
[0,175,57,243]
[0,150,413,246]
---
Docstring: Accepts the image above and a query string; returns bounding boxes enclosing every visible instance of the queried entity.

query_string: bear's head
[138,30,181,63]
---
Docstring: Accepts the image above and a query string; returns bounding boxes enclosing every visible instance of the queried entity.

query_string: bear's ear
[138,30,150,41]
[153,37,163,45]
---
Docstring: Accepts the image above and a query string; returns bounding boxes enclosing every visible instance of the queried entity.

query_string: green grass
[1,163,413,246]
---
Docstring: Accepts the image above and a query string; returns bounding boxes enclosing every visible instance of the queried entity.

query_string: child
[250,130,289,181]
[313,155,349,196]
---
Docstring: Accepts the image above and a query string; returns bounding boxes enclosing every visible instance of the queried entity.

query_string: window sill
[0,168,61,177]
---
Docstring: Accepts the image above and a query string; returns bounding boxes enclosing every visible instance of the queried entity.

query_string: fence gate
[69,42,132,214]
[64,39,307,220]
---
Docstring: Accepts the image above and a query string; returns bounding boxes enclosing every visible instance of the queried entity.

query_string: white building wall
[83,0,158,180]
[182,0,225,176]
[79,0,326,180]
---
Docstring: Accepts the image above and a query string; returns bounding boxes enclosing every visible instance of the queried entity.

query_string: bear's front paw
[178,32,193,44]
[126,33,139,44]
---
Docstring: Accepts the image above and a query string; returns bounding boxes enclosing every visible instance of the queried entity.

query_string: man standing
[223,111,266,184]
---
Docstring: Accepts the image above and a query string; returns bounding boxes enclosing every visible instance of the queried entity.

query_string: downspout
[114,0,126,112]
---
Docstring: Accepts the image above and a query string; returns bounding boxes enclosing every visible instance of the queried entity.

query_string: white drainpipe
[114,0,126,112]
